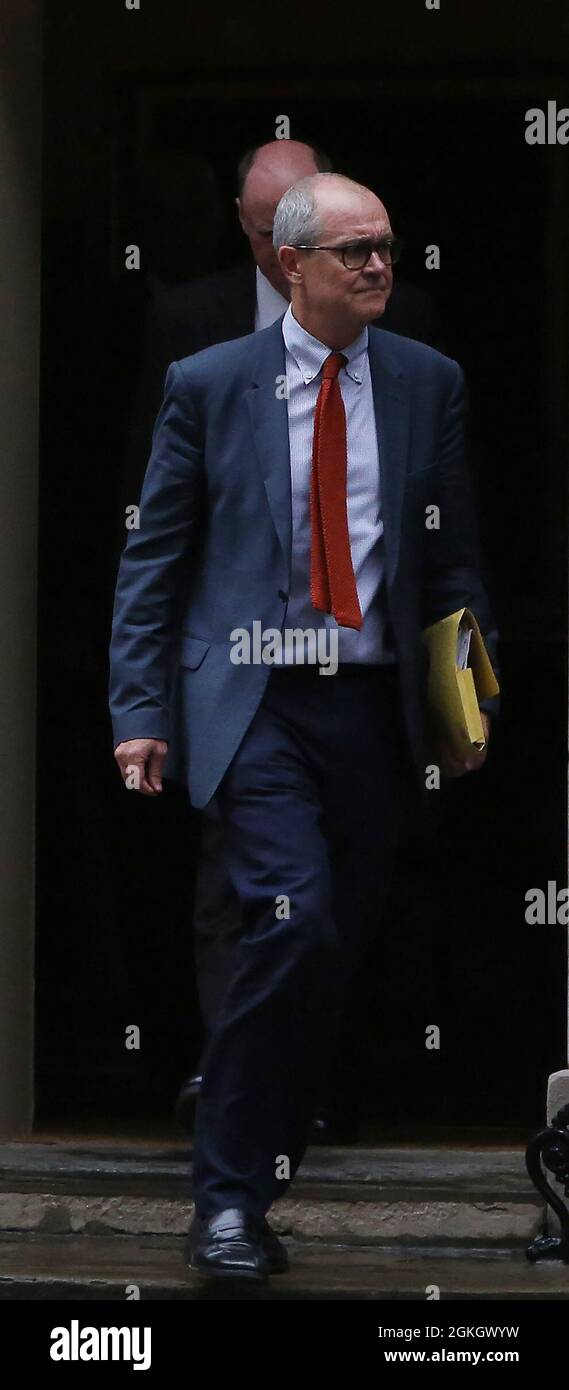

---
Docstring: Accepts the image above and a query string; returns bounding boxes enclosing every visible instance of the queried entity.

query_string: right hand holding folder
[421,607,500,777]
[438,708,491,778]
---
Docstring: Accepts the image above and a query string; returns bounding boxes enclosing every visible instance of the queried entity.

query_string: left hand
[439,712,491,779]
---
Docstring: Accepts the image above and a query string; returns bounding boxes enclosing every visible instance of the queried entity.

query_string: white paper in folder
[456,624,473,671]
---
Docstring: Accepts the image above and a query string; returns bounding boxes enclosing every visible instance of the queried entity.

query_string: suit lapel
[245,318,292,582]
[367,329,410,587]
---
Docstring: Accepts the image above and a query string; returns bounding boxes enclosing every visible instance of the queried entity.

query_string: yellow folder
[421,608,500,759]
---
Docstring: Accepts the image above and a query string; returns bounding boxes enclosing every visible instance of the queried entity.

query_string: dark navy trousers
[191,663,407,1219]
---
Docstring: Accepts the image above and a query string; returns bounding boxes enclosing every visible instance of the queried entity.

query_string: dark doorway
[36,4,568,1130]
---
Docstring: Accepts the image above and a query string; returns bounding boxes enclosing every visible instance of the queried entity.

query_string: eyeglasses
[294,237,403,270]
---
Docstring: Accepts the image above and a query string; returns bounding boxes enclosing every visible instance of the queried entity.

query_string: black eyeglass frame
[293,237,403,269]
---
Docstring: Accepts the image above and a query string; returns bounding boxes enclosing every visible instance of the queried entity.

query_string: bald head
[239,140,331,207]
[236,140,333,297]
[313,173,388,236]
[273,173,388,251]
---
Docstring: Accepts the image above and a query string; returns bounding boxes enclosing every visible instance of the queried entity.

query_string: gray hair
[272,174,327,251]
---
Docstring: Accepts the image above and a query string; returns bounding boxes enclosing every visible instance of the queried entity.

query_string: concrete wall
[0,1,42,1134]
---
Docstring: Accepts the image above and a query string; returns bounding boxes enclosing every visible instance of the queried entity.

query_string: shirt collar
[282,302,368,385]
[256,266,289,324]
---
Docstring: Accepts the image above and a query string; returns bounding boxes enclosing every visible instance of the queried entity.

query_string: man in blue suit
[110,173,499,1282]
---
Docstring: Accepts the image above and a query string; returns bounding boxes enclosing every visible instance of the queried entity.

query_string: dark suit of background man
[110,171,499,1282]
[121,138,446,1143]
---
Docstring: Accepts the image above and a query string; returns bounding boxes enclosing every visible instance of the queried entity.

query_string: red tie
[310,352,363,631]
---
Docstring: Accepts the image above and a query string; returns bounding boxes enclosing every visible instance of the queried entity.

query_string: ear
[235,197,245,231]
[278,245,303,285]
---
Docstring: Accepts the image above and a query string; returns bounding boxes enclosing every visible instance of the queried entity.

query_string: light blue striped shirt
[279,303,393,665]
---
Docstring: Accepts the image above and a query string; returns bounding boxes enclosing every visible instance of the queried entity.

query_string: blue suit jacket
[109,317,500,808]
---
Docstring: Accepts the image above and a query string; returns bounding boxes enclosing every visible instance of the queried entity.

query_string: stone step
[0,1232,567,1301]
[0,1138,548,1247]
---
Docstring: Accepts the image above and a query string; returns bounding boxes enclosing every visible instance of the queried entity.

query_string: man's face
[237,147,320,296]
[238,194,285,292]
[280,186,394,333]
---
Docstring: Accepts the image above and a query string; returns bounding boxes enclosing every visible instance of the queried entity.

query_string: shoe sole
[188,1260,269,1285]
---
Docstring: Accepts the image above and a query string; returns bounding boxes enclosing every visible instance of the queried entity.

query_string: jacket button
[278,589,288,602]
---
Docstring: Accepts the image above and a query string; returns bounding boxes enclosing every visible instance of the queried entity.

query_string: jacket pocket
[178,634,211,670]
[404,463,438,488]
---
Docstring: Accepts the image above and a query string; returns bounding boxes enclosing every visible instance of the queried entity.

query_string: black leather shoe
[187,1208,272,1283]
[174,1074,202,1133]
